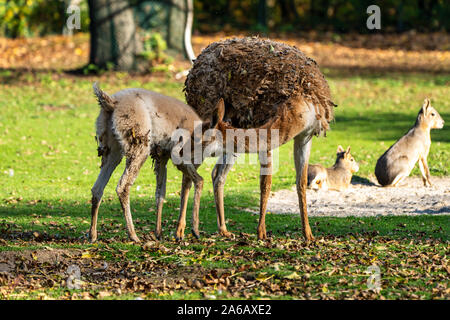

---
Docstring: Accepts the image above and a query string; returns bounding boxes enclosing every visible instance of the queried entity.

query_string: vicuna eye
[431,113,435,116]
[351,158,354,161]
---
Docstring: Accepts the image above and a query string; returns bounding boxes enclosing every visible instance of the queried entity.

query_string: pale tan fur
[375,98,444,187]
[308,146,359,191]
[90,83,204,243]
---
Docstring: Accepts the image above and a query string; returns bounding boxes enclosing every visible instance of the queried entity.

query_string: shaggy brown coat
[185,37,336,131]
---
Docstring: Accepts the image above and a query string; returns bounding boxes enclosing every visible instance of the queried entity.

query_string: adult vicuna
[375,98,444,187]
[90,83,205,242]
[184,38,336,240]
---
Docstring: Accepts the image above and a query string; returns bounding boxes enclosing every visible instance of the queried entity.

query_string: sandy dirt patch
[266,177,450,217]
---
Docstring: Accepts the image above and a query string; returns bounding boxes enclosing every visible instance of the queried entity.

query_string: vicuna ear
[346,146,351,154]
[422,98,431,115]
[210,98,225,129]
[337,145,344,154]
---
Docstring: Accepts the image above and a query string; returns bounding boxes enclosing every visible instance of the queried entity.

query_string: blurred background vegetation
[0,0,90,38]
[0,0,449,38]
[194,0,450,33]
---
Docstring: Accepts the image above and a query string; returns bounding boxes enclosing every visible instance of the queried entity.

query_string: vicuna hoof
[257,228,267,240]
[175,229,185,242]
[89,231,97,243]
[219,229,234,238]
[303,230,315,241]
[191,229,200,239]
[154,231,163,241]
[129,235,141,243]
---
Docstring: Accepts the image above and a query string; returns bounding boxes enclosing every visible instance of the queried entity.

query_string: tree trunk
[88,0,193,71]
[279,0,298,24]
[168,0,185,55]
[257,0,267,29]
[88,0,142,71]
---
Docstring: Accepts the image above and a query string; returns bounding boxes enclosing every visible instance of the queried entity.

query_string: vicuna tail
[93,82,116,112]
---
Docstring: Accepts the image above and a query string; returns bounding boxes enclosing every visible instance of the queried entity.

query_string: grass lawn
[0,70,448,300]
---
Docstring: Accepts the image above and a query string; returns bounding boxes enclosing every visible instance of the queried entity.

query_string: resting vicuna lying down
[375,98,444,187]
[90,83,205,243]
[307,146,359,191]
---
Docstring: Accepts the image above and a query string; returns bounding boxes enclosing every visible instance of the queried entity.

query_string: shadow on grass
[323,66,450,78]
[414,207,450,215]
[351,175,377,186]
[0,192,448,243]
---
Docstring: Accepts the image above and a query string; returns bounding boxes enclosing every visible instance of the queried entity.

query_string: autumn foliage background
[0,0,449,72]
[0,0,449,300]
[1,0,450,38]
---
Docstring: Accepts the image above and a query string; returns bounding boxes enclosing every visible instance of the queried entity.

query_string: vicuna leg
[190,165,203,239]
[390,173,407,187]
[175,164,203,240]
[212,153,236,237]
[154,157,168,239]
[294,136,314,241]
[257,151,272,240]
[419,157,432,187]
[89,151,123,242]
[175,174,192,240]
[116,149,148,243]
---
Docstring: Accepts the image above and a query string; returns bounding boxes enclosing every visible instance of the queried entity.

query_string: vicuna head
[416,98,444,130]
[184,98,241,157]
[189,98,226,154]
[203,98,276,153]
[171,99,227,165]
[335,145,359,173]
[206,98,233,146]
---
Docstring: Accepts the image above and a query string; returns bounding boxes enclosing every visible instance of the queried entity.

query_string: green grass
[0,70,449,300]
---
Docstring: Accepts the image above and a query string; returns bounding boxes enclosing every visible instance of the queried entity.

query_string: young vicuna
[307,146,359,191]
[90,83,204,243]
[375,98,444,187]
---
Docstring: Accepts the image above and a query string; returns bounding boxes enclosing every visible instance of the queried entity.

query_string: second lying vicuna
[307,146,359,191]
[90,83,209,243]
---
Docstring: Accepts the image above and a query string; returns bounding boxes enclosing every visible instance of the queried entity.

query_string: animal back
[185,37,336,131]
